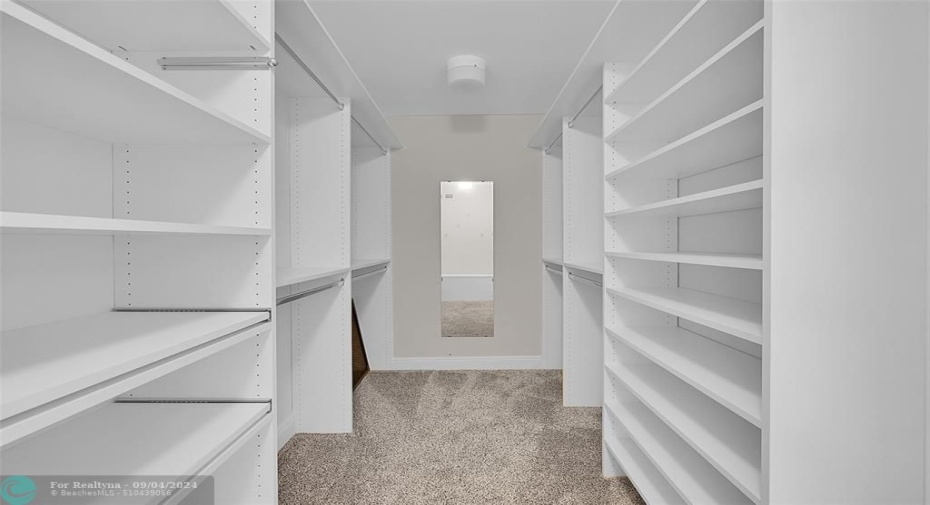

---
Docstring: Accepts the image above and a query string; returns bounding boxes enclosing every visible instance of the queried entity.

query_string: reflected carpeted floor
[278,370,645,505]
[441,301,494,338]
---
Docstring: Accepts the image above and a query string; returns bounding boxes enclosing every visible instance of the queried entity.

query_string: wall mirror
[440,181,494,337]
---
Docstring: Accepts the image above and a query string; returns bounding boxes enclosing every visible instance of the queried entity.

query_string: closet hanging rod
[543,85,603,154]
[544,132,563,155]
[352,266,388,281]
[352,116,388,155]
[568,272,603,288]
[275,34,343,109]
[276,34,388,156]
[567,85,603,128]
[276,278,344,306]
[545,265,562,275]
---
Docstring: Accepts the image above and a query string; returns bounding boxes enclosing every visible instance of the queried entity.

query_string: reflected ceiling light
[447,55,485,87]
[457,181,474,190]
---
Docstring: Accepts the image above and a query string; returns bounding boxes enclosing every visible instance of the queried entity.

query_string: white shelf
[606,251,762,270]
[607,286,762,344]
[1,2,271,145]
[605,0,763,106]
[0,212,271,236]
[606,21,763,144]
[607,364,761,503]
[20,0,270,52]
[604,435,684,505]
[605,180,763,219]
[542,257,564,267]
[351,258,391,272]
[563,261,604,276]
[276,266,350,288]
[2,402,270,475]
[605,399,753,505]
[606,326,761,426]
[1,311,269,446]
[606,101,763,181]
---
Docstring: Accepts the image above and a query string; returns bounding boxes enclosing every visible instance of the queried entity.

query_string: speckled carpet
[278,370,645,505]
[441,301,494,337]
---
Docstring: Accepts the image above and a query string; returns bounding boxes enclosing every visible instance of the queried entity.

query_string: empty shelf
[0,212,271,236]
[605,399,753,505]
[606,251,762,270]
[605,180,762,219]
[563,261,604,276]
[607,364,761,503]
[1,3,271,144]
[605,326,761,426]
[607,286,762,344]
[2,402,270,475]
[606,0,762,106]
[1,311,270,445]
[352,258,391,272]
[605,102,763,181]
[604,436,684,505]
[276,266,350,288]
[606,22,763,144]
[21,0,270,52]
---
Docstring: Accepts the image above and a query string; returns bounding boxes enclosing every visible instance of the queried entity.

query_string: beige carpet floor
[441,301,494,337]
[278,370,645,505]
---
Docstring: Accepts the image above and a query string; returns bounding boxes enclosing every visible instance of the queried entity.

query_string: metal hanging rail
[276,33,388,155]
[352,117,388,155]
[544,85,603,154]
[544,132,563,155]
[276,278,344,306]
[158,56,277,70]
[567,85,604,128]
[568,272,603,288]
[275,33,344,109]
[352,266,388,281]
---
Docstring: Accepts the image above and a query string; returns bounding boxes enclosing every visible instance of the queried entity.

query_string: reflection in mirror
[441,181,493,337]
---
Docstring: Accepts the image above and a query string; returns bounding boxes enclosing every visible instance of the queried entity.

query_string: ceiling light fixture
[447,55,485,87]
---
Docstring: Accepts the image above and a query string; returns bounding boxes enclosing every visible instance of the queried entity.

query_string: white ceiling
[310,0,614,117]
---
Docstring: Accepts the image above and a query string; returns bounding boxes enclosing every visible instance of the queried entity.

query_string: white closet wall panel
[1,118,112,217]
[114,236,273,309]
[1,236,113,331]
[291,97,351,268]
[352,147,390,260]
[291,281,352,433]
[112,145,273,228]
[766,1,929,502]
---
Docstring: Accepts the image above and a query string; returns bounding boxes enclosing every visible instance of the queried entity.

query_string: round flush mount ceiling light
[447,55,486,87]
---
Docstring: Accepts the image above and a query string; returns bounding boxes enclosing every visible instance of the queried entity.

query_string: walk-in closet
[1,0,928,504]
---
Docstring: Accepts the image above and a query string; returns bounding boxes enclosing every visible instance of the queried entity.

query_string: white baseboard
[388,355,558,370]
[277,414,296,450]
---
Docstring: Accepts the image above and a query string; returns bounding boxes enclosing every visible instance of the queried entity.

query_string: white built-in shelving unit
[272,0,401,448]
[600,1,764,503]
[1,0,276,501]
[537,0,929,503]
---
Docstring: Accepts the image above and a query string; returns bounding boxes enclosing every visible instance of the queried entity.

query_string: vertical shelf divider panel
[1,1,277,502]
[600,2,764,503]
[287,96,353,434]
[351,146,394,371]
[563,108,605,408]
[542,143,564,369]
